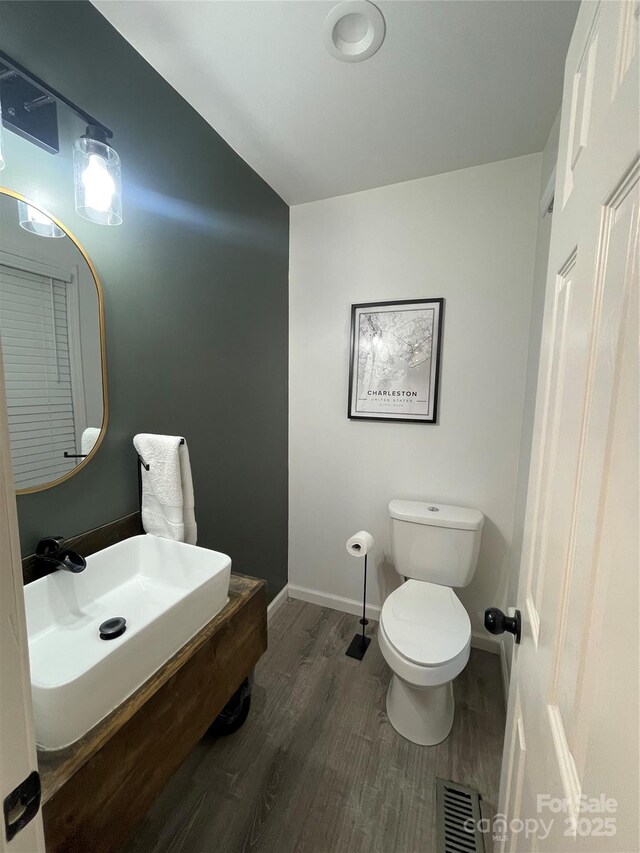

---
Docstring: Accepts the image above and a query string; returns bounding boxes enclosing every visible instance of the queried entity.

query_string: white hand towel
[133,434,197,545]
[81,427,101,456]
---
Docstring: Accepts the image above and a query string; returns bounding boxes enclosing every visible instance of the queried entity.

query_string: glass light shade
[73,136,122,226]
[17,200,64,238]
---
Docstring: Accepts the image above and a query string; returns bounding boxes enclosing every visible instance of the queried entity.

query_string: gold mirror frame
[0,187,108,495]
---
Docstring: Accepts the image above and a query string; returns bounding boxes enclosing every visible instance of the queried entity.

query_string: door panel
[0,314,45,850]
[498,2,639,850]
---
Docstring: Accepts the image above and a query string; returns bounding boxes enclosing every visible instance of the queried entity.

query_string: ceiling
[93,0,579,205]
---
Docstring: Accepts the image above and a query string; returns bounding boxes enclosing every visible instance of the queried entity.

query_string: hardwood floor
[124,599,506,853]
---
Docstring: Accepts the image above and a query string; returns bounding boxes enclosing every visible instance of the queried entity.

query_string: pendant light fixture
[17,200,64,238]
[0,50,123,226]
[73,124,122,226]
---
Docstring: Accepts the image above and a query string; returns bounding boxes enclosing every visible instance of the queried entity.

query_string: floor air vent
[436,778,485,853]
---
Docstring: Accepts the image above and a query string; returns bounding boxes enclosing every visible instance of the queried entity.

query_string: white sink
[24,534,231,751]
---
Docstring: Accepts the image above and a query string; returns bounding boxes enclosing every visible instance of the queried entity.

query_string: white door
[498,1,639,851]
[0,327,45,848]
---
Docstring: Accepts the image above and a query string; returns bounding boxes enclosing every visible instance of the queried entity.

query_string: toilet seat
[379,581,472,742]
[381,580,471,667]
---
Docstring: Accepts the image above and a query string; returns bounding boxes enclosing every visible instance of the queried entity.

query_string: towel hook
[136,437,184,472]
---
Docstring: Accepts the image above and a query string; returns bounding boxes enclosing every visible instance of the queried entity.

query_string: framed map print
[348,298,444,423]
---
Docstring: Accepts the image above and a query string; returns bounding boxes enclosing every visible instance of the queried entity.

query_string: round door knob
[484,607,521,644]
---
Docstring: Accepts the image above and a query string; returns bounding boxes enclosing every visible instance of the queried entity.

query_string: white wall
[503,114,561,673]
[289,154,542,638]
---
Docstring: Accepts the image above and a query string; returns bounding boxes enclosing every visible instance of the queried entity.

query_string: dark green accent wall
[0,1,289,600]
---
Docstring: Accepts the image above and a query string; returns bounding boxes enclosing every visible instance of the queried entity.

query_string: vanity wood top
[38,572,265,804]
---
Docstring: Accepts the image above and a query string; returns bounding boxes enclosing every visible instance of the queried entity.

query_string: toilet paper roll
[346,531,375,557]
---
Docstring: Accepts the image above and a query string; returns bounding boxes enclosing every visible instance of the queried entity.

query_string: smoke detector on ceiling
[322,1,386,63]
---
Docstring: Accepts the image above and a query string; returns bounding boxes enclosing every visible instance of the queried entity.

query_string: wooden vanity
[25,518,268,853]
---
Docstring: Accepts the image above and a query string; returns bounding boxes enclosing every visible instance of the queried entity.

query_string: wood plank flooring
[124,599,506,853]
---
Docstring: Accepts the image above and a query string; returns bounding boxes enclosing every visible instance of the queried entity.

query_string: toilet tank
[388,500,484,588]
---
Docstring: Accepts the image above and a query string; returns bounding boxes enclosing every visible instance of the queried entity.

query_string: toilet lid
[381,580,471,666]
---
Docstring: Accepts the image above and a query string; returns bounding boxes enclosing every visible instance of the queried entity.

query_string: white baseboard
[471,631,501,655]
[288,584,382,621]
[267,583,289,623]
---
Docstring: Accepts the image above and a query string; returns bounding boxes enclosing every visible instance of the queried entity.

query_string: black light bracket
[83,123,110,145]
[0,49,112,155]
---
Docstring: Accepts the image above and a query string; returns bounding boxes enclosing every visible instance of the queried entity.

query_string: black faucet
[35,537,87,574]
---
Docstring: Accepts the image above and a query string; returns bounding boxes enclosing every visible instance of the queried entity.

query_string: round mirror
[0,188,107,493]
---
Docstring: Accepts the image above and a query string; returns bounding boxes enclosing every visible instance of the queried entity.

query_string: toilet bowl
[379,579,471,745]
[383,500,483,745]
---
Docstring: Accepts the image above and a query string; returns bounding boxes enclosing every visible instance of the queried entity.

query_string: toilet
[379,499,484,746]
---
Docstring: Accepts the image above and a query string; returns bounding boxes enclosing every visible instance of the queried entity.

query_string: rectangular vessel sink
[25,534,231,751]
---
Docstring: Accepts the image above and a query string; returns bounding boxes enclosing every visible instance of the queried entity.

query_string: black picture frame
[347,298,444,424]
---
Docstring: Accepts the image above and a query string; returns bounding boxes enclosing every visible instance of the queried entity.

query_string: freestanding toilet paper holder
[345,548,371,661]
